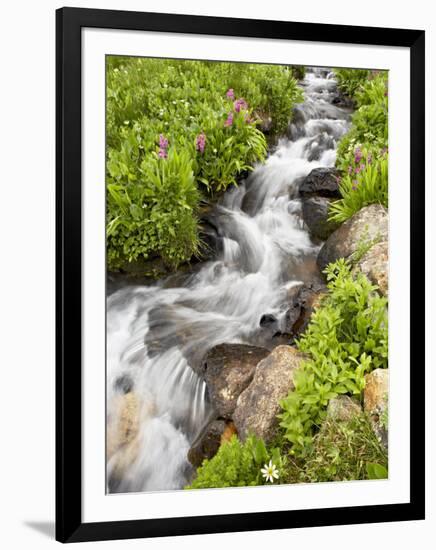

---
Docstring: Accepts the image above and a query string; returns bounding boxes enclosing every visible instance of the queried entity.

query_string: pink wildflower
[195,132,206,153]
[226,88,235,100]
[224,112,233,127]
[159,134,169,150]
[234,98,248,112]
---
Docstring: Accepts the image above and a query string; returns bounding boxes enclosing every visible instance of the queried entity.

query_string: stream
[106,68,351,493]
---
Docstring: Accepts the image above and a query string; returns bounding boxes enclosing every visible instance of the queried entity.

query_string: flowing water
[106,68,351,493]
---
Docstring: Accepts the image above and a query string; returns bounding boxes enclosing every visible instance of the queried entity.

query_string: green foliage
[334,68,371,99]
[330,71,389,223]
[282,414,388,483]
[335,72,388,173]
[107,148,200,269]
[106,57,302,270]
[366,461,388,480]
[278,259,388,456]
[185,435,285,489]
[329,151,388,223]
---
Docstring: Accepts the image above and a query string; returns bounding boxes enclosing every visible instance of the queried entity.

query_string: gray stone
[202,343,270,418]
[353,240,389,297]
[233,345,306,442]
[317,205,388,272]
[302,196,341,241]
[299,167,341,199]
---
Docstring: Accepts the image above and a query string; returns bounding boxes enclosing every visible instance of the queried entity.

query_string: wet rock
[327,395,362,422]
[306,135,335,162]
[260,314,278,328]
[299,167,341,199]
[188,420,226,467]
[353,240,389,297]
[233,345,306,442]
[106,392,140,460]
[302,196,341,241]
[364,369,389,448]
[201,343,270,419]
[317,205,388,272]
[197,220,224,261]
[274,284,327,344]
[114,374,134,394]
[187,420,238,467]
[331,93,355,109]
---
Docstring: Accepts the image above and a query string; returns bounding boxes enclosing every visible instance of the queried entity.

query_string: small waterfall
[106,69,351,493]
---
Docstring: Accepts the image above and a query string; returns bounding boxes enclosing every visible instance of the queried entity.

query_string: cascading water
[106,68,351,493]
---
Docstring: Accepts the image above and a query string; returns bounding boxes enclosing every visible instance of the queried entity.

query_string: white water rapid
[106,68,351,493]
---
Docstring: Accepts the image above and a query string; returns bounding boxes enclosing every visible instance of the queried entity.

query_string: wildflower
[226,88,235,100]
[234,98,248,112]
[352,179,359,191]
[158,148,167,159]
[224,112,233,127]
[159,134,169,149]
[359,163,365,172]
[354,147,362,164]
[261,460,279,483]
[367,152,372,164]
[195,132,206,154]
[348,165,353,174]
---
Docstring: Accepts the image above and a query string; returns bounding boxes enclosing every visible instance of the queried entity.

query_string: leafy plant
[329,150,388,223]
[185,435,285,489]
[278,259,388,456]
[366,461,388,480]
[107,148,200,269]
[334,68,371,99]
[335,72,388,173]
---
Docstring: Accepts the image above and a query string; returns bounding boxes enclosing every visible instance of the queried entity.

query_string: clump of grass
[281,414,388,484]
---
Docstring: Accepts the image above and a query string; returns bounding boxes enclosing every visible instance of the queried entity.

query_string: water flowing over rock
[233,346,306,442]
[353,240,389,296]
[201,343,270,419]
[299,167,341,198]
[317,204,388,272]
[106,69,351,492]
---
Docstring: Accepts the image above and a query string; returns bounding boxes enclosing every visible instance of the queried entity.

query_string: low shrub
[107,148,200,269]
[185,435,285,489]
[278,259,388,456]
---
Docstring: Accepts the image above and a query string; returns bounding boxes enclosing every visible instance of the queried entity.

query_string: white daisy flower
[261,460,279,483]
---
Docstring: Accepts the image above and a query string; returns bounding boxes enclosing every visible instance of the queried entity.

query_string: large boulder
[233,345,306,442]
[364,368,389,448]
[302,196,341,241]
[201,343,270,419]
[317,205,388,272]
[299,167,341,199]
[353,240,389,297]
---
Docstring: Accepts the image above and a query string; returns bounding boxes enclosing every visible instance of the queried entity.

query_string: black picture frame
[56,6,425,543]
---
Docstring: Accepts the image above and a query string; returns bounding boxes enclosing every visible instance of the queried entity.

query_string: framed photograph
[56,7,425,543]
